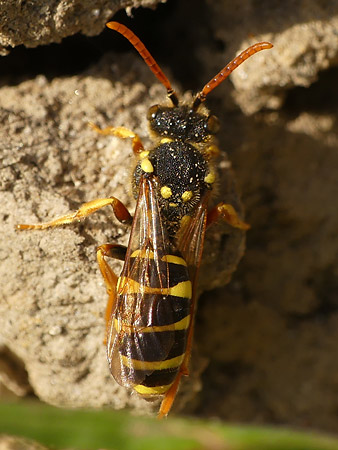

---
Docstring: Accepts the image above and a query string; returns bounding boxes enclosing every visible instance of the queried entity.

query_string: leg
[157,339,193,419]
[16,197,132,230]
[97,244,126,327]
[158,201,248,419]
[89,122,145,155]
[206,203,250,230]
[158,371,184,419]
[158,301,196,419]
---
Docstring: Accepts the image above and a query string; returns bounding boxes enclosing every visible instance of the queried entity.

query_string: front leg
[89,123,145,155]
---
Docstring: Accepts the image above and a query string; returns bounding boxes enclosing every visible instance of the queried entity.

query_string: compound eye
[206,115,220,134]
[147,104,160,121]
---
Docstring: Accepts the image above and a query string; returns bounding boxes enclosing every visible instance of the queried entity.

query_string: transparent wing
[176,191,210,282]
[106,175,177,387]
[171,191,210,379]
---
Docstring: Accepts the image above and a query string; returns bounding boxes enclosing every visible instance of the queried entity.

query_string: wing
[169,191,210,379]
[106,175,179,388]
[176,191,210,283]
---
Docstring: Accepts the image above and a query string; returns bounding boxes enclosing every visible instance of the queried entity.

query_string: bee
[17,22,272,417]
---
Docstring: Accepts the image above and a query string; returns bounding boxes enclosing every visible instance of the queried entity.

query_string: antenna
[193,41,273,110]
[106,22,179,106]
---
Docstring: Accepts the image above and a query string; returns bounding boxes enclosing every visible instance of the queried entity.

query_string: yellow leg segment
[97,244,119,331]
[207,203,250,230]
[89,122,144,154]
[158,302,195,419]
[158,372,184,419]
[16,197,132,230]
[158,203,249,418]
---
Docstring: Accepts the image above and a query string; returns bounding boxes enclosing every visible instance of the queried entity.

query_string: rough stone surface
[1,0,338,434]
[0,55,245,414]
[0,0,164,54]
[203,0,338,113]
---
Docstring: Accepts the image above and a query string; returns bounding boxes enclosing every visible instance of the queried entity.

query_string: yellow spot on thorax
[160,186,172,199]
[140,158,154,173]
[181,190,193,202]
[204,172,215,184]
[139,150,149,159]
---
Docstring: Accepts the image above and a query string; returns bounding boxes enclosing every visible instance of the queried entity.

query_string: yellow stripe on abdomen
[133,383,174,395]
[117,277,192,298]
[121,354,184,371]
[114,314,190,334]
[115,250,191,398]
[130,250,187,267]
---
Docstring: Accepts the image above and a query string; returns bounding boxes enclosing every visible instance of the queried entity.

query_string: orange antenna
[193,41,273,110]
[106,22,178,106]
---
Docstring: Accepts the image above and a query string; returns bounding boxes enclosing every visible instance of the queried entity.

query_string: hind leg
[97,243,127,328]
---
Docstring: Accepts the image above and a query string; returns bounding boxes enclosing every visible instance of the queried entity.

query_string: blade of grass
[1,401,338,450]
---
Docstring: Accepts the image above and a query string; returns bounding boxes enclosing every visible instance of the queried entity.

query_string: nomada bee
[17,22,272,417]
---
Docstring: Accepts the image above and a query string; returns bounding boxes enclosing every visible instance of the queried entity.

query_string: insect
[17,22,272,417]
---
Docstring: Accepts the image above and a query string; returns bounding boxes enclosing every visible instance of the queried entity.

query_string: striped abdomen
[111,250,192,397]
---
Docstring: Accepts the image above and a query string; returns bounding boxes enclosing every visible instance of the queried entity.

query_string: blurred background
[1,0,338,448]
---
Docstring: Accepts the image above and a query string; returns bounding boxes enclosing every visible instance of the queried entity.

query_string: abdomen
[108,251,192,398]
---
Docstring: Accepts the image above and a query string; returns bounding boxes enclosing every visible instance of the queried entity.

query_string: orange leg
[89,123,145,155]
[157,344,193,419]
[96,244,126,332]
[206,203,250,230]
[158,300,196,419]
[158,371,185,419]
[17,195,131,334]
[159,204,249,418]
[16,196,132,230]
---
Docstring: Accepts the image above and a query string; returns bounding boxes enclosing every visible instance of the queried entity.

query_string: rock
[0,0,164,54]
[1,0,337,430]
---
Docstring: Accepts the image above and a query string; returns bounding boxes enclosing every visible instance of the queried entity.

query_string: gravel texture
[1,0,338,430]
